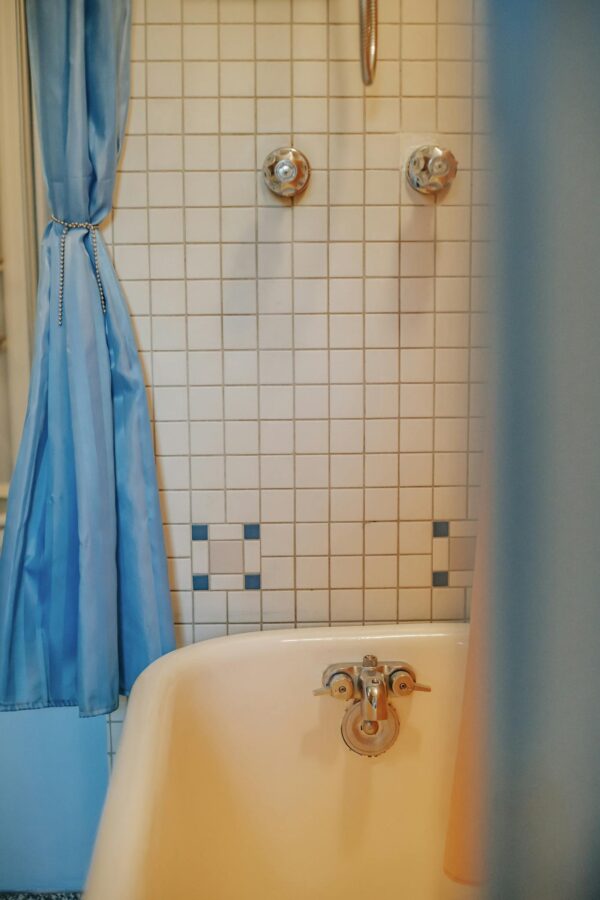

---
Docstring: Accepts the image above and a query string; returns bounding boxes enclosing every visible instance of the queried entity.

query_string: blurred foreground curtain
[489,1,600,898]
[444,454,490,886]
[0,0,175,717]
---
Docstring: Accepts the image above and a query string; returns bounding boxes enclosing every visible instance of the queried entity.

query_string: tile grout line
[464,0,477,621]
[360,11,367,627]
[290,0,298,629]
[215,0,230,633]
[430,0,440,625]
[253,0,263,632]
[177,0,195,645]
[397,0,403,625]
[325,0,332,627]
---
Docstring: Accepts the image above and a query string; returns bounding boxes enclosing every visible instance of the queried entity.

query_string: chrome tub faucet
[358,654,388,733]
[314,654,430,756]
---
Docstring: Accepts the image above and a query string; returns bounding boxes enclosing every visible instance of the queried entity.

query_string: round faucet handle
[406,144,458,195]
[313,672,355,700]
[389,668,431,697]
[263,147,310,197]
[330,672,355,700]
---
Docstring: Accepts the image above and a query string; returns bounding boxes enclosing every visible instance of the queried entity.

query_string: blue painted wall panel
[0,708,108,892]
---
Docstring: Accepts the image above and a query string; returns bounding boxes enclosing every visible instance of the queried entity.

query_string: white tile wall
[103,0,489,729]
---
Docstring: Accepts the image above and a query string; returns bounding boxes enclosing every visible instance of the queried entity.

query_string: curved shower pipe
[359,0,377,85]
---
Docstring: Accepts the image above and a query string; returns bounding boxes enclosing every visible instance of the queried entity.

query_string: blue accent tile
[244,573,261,590]
[432,571,449,587]
[243,523,260,540]
[193,574,209,591]
[433,521,450,538]
[192,524,209,541]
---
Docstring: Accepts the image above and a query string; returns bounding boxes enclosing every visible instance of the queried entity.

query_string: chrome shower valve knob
[263,147,310,198]
[406,145,458,195]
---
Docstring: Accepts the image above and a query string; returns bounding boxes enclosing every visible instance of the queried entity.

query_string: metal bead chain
[90,227,107,315]
[50,215,107,326]
[58,226,67,327]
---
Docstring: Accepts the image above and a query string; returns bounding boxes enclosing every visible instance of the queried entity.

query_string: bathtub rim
[135,619,469,687]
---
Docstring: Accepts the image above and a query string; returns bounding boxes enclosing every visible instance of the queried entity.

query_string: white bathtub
[86,623,481,900]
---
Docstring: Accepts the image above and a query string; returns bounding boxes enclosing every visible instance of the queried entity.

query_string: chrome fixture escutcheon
[406,145,458,195]
[314,654,431,757]
[342,701,399,757]
[263,147,310,198]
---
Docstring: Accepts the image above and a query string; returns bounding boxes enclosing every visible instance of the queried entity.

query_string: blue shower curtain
[0,0,175,717]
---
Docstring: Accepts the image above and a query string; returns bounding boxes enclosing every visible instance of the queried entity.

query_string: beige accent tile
[449,536,476,571]
[209,540,243,574]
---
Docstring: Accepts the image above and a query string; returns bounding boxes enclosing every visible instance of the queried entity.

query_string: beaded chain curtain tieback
[50,215,107,325]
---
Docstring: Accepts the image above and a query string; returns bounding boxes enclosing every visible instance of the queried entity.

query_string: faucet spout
[359,657,388,725]
[361,673,388,722]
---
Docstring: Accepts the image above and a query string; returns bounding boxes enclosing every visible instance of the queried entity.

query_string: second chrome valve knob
[263,147,311,198]
[406,144,458,195]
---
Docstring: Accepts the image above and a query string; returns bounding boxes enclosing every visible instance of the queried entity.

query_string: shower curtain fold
[0,0,175,717]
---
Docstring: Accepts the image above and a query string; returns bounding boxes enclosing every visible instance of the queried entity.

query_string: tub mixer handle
[313,672,355,700]
[389,668,431,696]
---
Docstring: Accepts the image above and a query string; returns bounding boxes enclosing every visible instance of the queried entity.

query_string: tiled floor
[0,894,81,899]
